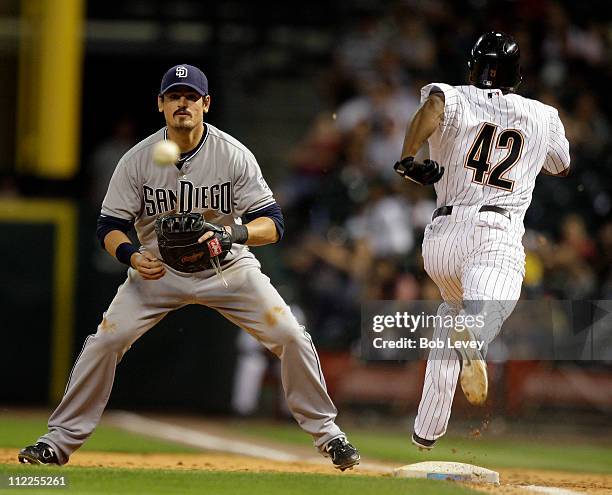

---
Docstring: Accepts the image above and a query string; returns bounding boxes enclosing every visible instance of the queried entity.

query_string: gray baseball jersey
[413,82,570,442]
[101,124,275,266]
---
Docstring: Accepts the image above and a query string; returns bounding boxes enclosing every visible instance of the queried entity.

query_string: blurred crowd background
[1,0,611,418]
[275,0,612,350]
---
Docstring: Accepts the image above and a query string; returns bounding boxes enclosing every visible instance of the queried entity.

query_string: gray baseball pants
[39,257,344,464]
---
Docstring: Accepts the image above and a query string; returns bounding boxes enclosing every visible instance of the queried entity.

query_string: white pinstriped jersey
[422,83,570,222]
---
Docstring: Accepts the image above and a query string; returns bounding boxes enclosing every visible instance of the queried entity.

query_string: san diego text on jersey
[143,179,232,216]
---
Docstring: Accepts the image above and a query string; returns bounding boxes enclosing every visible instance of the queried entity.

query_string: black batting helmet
[468,31,521,92]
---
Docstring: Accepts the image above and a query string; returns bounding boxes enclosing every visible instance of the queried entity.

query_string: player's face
[158,86,211,131]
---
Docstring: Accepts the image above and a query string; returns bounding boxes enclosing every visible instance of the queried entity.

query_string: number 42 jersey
[422,83,570,222]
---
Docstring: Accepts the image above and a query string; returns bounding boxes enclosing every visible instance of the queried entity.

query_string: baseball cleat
[412,432,436,450]
[450,328,488,406]
[18,442,59,465]
[324,437,360,471]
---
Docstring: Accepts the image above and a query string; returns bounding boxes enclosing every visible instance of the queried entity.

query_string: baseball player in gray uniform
[393,32,570,449]
[19,64,360,470]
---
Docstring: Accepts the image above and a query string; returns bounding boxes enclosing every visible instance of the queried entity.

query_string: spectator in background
[87,117,137,274]
[405,185,437,231]
[335,77,418,180]
[87,117,137,207]
[277,112,342,227]
[345,181,414,258]
[535,215,598,300]
[522,229,547,297]
[597,222,612,299]
[561,214,597,262]
[567,21,606,66]
[571,93,610,158]
[333,9,389,86]
[394,14,437,73]
[289,235,364,348]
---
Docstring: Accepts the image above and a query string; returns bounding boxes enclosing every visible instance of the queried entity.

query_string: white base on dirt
[393,461,500,485]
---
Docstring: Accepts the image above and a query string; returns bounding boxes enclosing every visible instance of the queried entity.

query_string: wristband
[116,242,139,267]
[229,224,249,244]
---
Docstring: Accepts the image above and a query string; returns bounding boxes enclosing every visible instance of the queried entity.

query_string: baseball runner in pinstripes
[394,32,570,449]
[18,64,360,470]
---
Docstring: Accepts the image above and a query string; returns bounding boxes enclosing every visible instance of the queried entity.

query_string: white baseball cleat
[450,328,488,406]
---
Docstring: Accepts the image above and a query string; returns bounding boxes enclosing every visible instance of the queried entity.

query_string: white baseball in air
[152,140,180,165]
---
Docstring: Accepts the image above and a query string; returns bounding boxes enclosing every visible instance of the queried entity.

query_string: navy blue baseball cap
[160,64,208,96]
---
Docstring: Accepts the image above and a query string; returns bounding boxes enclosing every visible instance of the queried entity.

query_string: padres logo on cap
[175,66,188,78]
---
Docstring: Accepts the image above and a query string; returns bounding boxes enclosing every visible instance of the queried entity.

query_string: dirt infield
[476,469,612,495]
[0,449,348,474]
[2,449,611,494]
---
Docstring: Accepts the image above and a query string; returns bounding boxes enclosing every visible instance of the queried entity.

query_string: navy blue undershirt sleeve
[96,214,135,248]
[243,202,284,242]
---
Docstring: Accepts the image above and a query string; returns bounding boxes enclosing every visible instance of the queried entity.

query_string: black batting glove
[394,156,445,186]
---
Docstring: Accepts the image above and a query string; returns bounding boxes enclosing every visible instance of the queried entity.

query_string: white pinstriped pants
[414,206,525,441]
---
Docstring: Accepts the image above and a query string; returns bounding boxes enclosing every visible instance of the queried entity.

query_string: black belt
[432,205,511,221]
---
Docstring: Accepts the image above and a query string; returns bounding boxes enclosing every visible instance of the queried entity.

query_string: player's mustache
[174,109,191,116]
